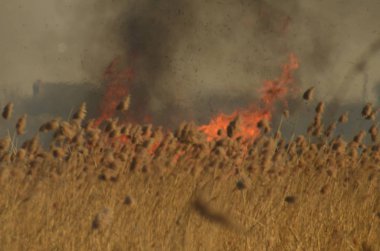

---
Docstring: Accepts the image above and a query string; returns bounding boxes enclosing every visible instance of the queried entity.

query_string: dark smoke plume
[1,0,380,138]
[118,0,197,125]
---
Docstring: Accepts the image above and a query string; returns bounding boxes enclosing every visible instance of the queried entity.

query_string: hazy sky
[1,0,380,105]
[0,0,125,95]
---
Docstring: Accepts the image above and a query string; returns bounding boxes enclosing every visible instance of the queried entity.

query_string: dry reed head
[325,122,337,138]
[315,101,325,114]
[16,114,27,135]
[306,125,313,136]
[2,102,14,120]
[312,125,323,137]
[83,119,96,131]
[16,148,27,160]
[338,112,349,123]
[72,131,85,146]
[40,119,60,132]
[361,103,374,120]
[58,121,76,140]
[303,87,315,101]
[257,119,271,134]
[116,95,131,112]
[104,119,118,133]
[353,130,366,144]
[72,102,87,121]
[332,138,347,154]
[369,124,378,143]
[361,103,372,117]
[86,128,100,146]
[313,114,322,127]
[0,135,11,152]
[227,116,241,138]
[21,134,40,154]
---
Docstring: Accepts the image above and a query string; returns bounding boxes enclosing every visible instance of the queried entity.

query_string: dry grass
[0,93,380,251]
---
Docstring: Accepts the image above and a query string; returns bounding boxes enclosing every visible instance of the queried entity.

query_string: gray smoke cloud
[1,0,380,133]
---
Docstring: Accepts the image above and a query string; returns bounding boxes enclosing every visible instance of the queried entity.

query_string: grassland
[0,94,379,251]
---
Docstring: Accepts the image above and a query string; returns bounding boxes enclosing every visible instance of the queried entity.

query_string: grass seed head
[361,103,373,119]
[0,135,11,152]
[325,122,337,138]
[16,148,27,160]
[315,101,325,114]
[21,134,40,154]
[257,119,271,133]
[40,119,60,132]
[369,123,378,142]
[338,112,349,123]
[303,87,315,101]
[353,130,366,144]
[116,95,131,112]
[16,114,27,135]
[72,102,87,121]
[2,102,14,120]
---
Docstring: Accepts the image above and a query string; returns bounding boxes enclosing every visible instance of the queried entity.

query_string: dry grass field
[0,91,380,251]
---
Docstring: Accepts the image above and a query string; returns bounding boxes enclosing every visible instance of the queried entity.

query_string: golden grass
[0,92,379,251]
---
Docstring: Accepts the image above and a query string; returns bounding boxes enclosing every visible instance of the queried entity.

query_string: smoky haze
[1,0,380,129]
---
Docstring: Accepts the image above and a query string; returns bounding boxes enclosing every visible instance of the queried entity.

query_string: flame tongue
[96,53,299,142]
[261,53,299,107]
[198,108,271,141]
[199,53,299,141]
[95,58,134,126]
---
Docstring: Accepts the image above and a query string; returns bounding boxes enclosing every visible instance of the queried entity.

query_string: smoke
[113,0,380,125]
[1,0,380,129]
[0,0,126,94]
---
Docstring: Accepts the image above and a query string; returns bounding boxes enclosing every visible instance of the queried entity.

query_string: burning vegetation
[2,0,380,249]
[0,80,380,250]
[95,53,299,142]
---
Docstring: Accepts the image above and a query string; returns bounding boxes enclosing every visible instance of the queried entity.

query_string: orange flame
[96,53,299,143]
[95,58,134,126]
[199,53,299,141]
[148,141,161,155]
[260,53,299,107]
[198,108,271,141]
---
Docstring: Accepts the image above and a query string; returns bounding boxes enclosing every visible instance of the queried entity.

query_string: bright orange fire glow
[97,53,299,143]
[198,108,271,141]
[148,141,161,155]
[199,53,299,141]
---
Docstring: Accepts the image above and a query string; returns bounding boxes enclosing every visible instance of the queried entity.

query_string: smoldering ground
[1,0,380,138]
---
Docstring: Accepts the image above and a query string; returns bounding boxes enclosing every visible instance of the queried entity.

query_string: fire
[148,141,161,155]
[199,53,299,141]
[96,53,299,143]
[260,53,299,107]
[198,108,271,141]
[95,57,134,126]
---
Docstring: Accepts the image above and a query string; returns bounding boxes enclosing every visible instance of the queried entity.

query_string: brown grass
[0,92,379,250]
[15,114,27,136]
[2,102,14,120]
